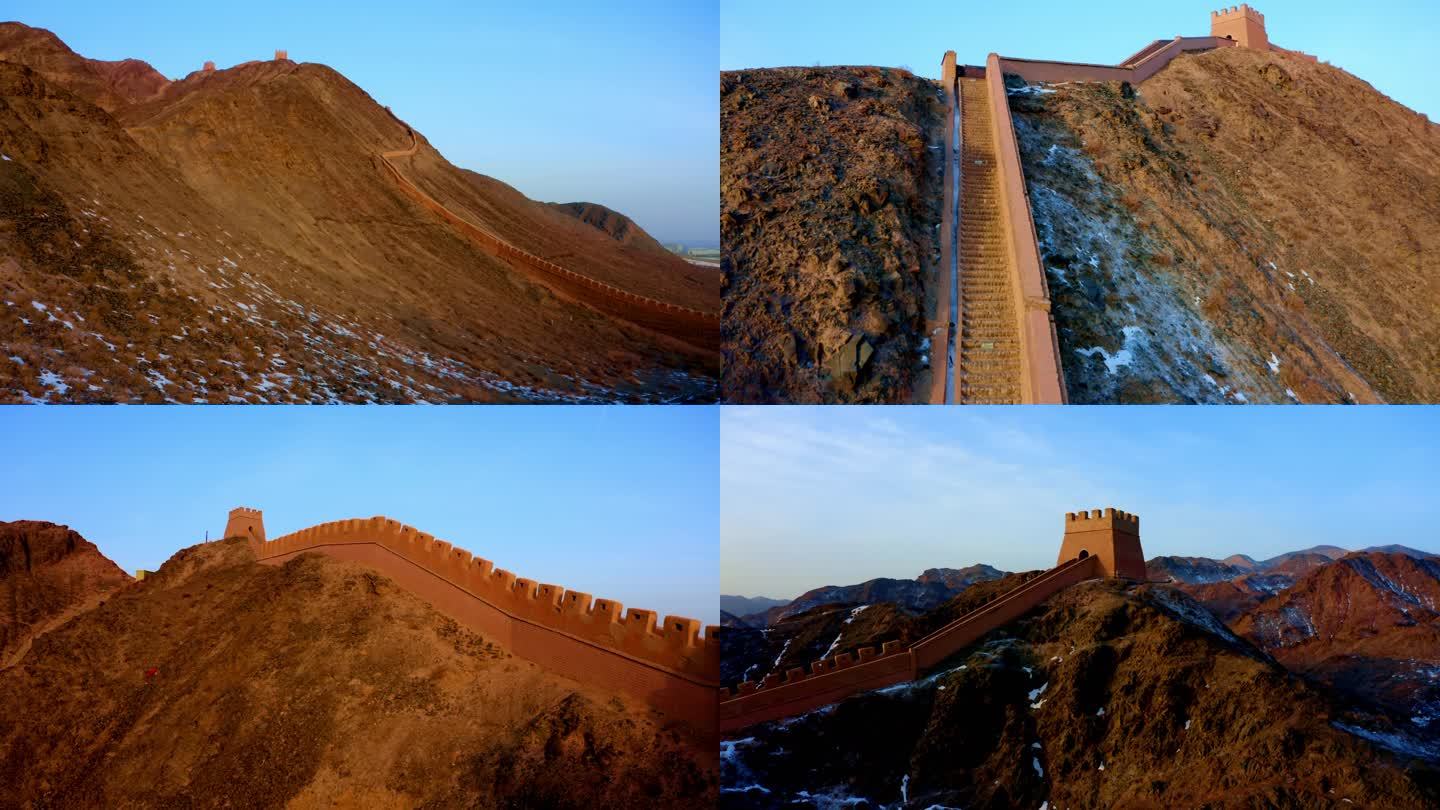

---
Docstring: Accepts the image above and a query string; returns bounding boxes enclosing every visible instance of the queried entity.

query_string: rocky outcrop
[1231,552,1440,748]
[0,22,168,110]
[721,66,944,403]
[0,520,130,665]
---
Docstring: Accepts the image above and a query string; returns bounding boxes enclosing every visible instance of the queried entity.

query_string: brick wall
[248,516,719,733]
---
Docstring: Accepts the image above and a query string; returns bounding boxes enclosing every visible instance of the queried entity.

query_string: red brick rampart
[378,136,718,350]
[248,516,719,732]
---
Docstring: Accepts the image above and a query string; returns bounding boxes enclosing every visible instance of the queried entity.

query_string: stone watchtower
[1056,508,1146,579]
[1211,5,1269,50]
[224,507,266,544]
[274,49,289,61]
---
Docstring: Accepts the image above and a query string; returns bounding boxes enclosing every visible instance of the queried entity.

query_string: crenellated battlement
[247,514,718,699]
[1211,4,1269,49]
[1212,4,1264,23]
[1064,506,1140,532]
[721,639,909,698]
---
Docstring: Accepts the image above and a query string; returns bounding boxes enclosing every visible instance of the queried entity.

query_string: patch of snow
[39,370,69,397]
[719,784,771,795]
[771,639,792,672]
[1032,757,1044,778]
[1268,353,1281,374]
[1332,721,1440,759]
[1097,707,1105,716]
[145,370,173,391]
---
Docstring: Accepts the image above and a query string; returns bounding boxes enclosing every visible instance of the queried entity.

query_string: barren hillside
[0,536,715,807]
[0,22,718,403]
[1011,47,1440,403]
[721,67,944,403]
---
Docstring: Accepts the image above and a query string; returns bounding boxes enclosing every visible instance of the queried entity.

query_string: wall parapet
[984,53,1067,404]
[246,515,718,731]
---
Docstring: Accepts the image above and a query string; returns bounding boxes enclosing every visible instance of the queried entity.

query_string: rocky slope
[1010,47,1440,403]
[1,22,718,403]
[721,66,944,403]
[547,201,673,256]
[1233,552,1440,735]
[722,579,1440,808]
[0,536,715,807]
[0,520,131,666]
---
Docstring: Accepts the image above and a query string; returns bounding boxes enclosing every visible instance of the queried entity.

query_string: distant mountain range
[719,595,790,618]
[725,564,1007,628]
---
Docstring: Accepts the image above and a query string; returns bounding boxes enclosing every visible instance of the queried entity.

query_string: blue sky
[0,406,720,625]
[721,0,1439,120]
[5,0,717,246]
[721,407,1440,599]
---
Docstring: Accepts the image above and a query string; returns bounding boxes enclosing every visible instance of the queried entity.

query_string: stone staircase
[955,78,1023,404]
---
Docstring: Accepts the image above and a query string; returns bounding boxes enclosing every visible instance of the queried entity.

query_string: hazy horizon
[720,0,1439,121]
[5,0,718,245]
[721,407,1440,600]
[0,407,720,625]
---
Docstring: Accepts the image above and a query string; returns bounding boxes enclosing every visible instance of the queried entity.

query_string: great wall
[933,6,1314,404]
[220,507,720,733]
[378,133,720,350]
[719,508,1146,733]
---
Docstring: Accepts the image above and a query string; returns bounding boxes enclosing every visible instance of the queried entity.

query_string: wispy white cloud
[721,408,1116,596]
